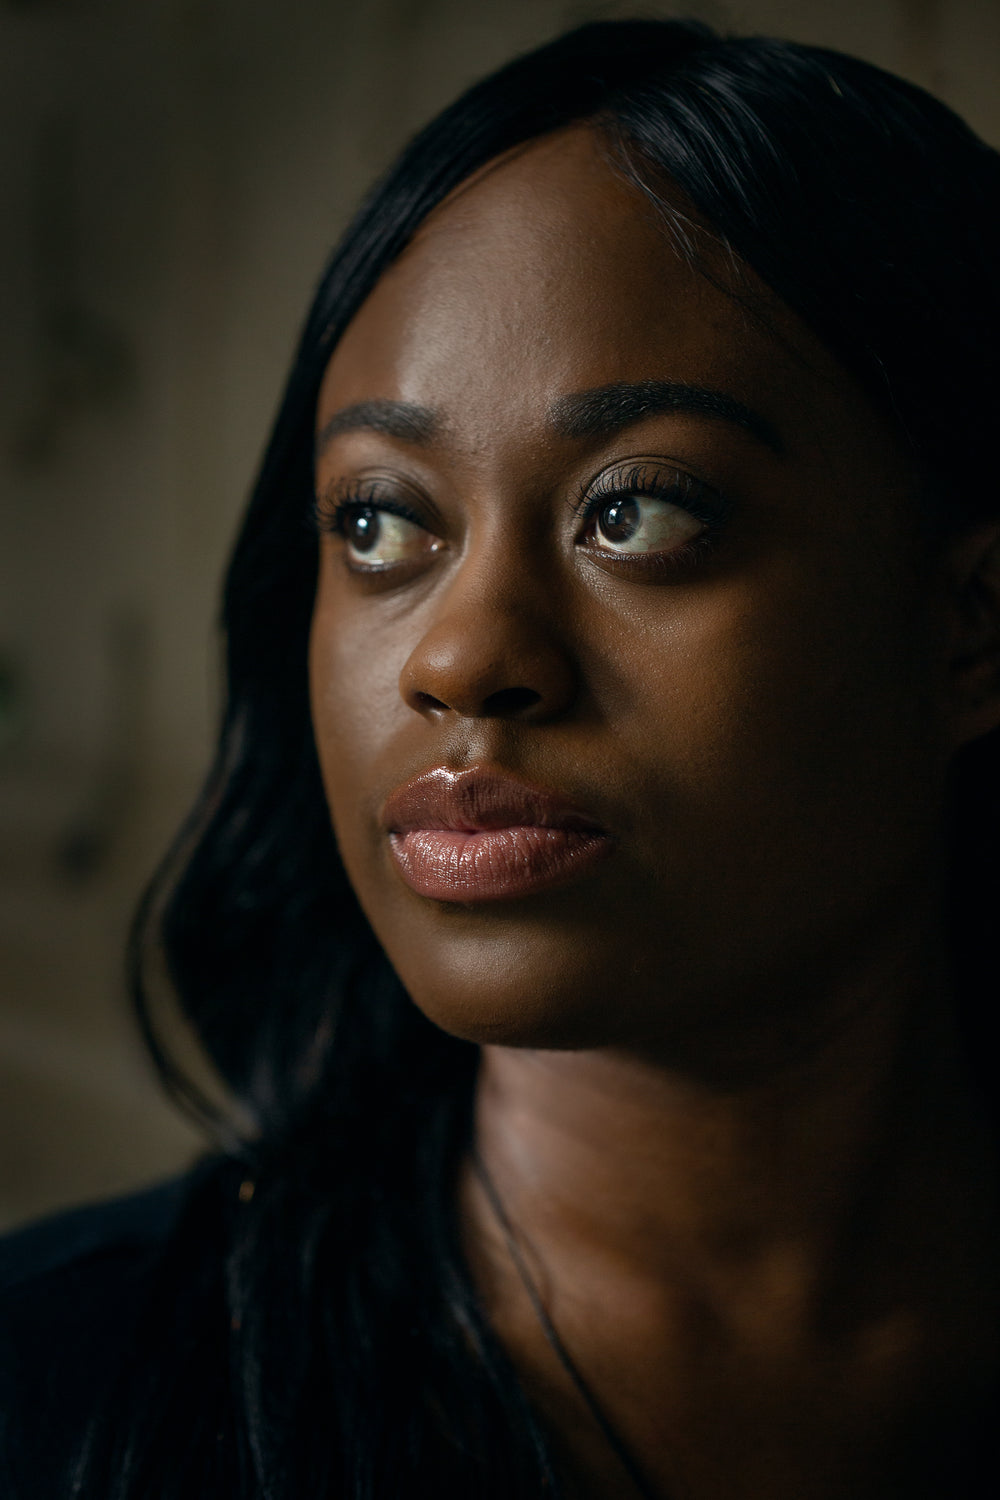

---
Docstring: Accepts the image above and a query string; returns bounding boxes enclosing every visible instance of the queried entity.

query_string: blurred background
[2,0,998,1232]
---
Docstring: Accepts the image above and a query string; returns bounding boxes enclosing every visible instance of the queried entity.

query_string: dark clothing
[1,1168,996,1497]
[0,1174,193,1498]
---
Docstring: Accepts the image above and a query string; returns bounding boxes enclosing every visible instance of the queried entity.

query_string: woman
[2,17,998,1499]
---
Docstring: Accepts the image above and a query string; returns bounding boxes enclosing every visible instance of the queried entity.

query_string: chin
[412,988,605,1051]
[380,921,647,1052]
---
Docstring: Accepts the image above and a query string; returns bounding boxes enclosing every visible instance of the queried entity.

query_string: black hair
[70,17,1000,1498]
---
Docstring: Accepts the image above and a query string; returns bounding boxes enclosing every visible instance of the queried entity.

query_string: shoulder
[0,1172,194,1372]
[0,1172,191,1294]
[0,1169,208,1498]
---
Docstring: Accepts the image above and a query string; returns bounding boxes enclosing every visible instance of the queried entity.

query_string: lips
[381,767,612,902]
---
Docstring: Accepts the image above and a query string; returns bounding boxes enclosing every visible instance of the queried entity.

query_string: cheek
[304,521,945,1053]
[308,589,402,867]
[310,601,401,765]
[606,538,943,907]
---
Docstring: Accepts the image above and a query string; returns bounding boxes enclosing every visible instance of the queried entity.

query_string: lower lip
[388,826,612,902]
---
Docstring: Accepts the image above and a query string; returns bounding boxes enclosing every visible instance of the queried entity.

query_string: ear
[945,522,1000,751]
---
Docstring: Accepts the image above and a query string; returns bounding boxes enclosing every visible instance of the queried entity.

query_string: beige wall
[2,0,998,1230]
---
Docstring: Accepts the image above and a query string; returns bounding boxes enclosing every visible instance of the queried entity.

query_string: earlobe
[946,522,1000,751]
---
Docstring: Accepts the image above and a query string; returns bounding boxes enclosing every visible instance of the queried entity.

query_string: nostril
[483,686,542,717]
[414,690,449,713]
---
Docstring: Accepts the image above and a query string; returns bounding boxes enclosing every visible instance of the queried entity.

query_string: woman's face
[310,126,953,1060]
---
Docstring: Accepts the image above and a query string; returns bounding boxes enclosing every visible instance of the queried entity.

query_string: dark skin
[310,127,1000,1497]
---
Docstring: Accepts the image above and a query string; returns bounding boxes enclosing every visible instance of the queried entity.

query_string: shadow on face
[308,125,954,1070]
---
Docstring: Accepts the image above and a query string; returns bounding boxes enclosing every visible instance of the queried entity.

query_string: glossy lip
[381,767,613,903]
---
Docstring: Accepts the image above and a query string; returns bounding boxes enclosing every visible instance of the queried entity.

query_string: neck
[464,942,993,1336]
[459,931,998,1500]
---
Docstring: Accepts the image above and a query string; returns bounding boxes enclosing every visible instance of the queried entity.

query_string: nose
[398,554,578,723]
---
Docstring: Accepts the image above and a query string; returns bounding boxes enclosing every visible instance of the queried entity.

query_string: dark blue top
[0,1174,193,1498]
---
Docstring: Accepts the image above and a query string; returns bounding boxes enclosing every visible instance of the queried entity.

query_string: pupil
[599,497,639,544]
[348,508,380,552]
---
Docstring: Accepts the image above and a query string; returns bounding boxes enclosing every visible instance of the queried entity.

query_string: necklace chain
[471,1151,664,1500]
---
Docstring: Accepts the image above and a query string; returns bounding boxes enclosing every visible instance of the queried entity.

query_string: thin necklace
[472,1151,665,1500]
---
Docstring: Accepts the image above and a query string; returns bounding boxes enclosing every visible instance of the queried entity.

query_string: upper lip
[381,766,608,835]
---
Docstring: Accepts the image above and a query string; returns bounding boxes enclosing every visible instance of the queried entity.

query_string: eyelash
[573,462,728,572]
[313,481,424,539]
[314,464,729,574]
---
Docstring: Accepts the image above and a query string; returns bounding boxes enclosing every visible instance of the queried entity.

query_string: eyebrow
[548,379,783,453]
[315,398,438,455]
[315,379,783,460]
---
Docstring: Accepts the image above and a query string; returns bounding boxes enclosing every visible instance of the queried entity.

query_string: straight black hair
[69,17,1000,1498]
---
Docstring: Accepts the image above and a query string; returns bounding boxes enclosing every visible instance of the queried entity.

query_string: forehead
[317,126,904,474]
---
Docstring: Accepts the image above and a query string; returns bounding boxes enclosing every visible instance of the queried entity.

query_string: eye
[577,462,725,567]
[341,505,433,567]
[316,487,443,574]
[589,493,705,555]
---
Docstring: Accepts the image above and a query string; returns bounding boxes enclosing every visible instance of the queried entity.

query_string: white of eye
[344,508,435,567]
[591,495,704,554]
